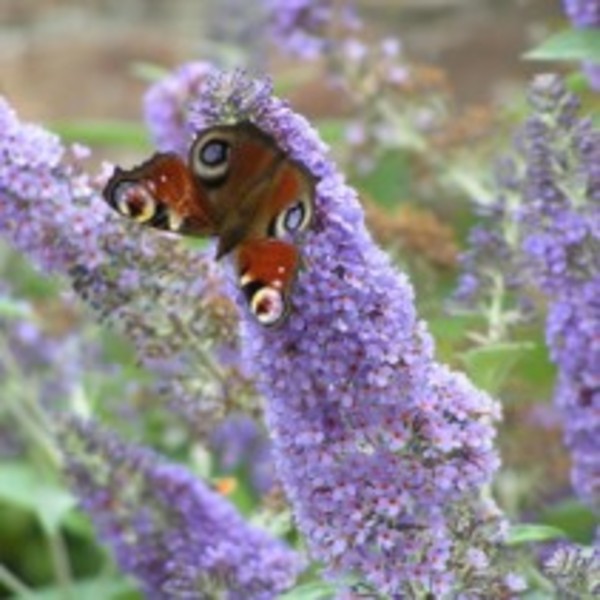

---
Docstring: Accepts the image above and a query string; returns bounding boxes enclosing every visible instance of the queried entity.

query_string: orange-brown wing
[103,153,216,236]
[188,122,315,257]
[235,238,300,327]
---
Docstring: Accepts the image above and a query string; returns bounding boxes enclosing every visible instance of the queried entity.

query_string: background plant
[0,1,599,599]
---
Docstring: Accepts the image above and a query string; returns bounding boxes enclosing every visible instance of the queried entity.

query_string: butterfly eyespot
[111,181,157,223]
[272,195,313,239]
[251,286,286,326]
[191,132,231,182]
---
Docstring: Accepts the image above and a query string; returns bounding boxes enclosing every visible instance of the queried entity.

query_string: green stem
[0,563,35,598]
[487,273,506,343]
[0,340,72,596]
[0,339,61,469]
[47,530,74,600]
[3,380,61,469]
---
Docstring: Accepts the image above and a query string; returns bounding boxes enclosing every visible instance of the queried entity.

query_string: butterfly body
[103,121,315,326]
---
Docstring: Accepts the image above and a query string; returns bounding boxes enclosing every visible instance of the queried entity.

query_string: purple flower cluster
[0,84,305,598]
[181,69,514,596]
[144,61,216,156]
[450,165,532,340]
[264,0,340,59]
[562,0,600,90]
[210,414,275,496]
[521,76,600,507]
[0,94,257,436]
[266,1,438,176]
[563,0,600,28]
[4,301,92,409]
[519,77,600,295]
[60,416,303,599]
[0,98,105,273]
[543,537,600,597]
[455,74,600,508]
[547,288,600,505]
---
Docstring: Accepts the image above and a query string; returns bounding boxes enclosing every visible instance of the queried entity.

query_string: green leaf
[316,119,347,146]
[0,462,77,536]
[461,341,536,394]
[429,315,482,344]
[355,150,411,209]
[130,61,169,83]
[506,523,567,546]
[540,498,598,544]
[525,28,600,62]
[30,576,138,600]
[50,120,150,150]
[0,296,31,319]
[279,581,336,600]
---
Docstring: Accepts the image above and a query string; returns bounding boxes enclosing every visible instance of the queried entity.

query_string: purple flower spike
[60,417,304,599]
[189,71,510,596]
[455,75,600,508]
[144,61,216,155]
[547,285,600,505]
[264,0,335,59]
[522,76,600,507]
[0,95,257,436]
[210,414,275,496]
[0,97,105,273]
[563,0,600,28]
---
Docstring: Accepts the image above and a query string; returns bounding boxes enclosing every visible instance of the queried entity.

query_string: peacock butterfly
[103,121,315,327]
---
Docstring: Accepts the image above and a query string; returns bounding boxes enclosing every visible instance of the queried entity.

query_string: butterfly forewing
[190,122,315,256]
[103,153,216,236]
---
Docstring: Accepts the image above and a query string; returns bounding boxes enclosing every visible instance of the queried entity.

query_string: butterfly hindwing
[236,238,300,327]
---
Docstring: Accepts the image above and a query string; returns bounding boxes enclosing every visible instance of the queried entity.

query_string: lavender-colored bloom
[0,282,104,412]
[563,0,600,28]
[264,0,360,59]
[0,98,105,273]
[521,76,600,507]
[187,70,511,596]
[264,0,335,58]
[519,77,600,295]
[0,94,257,436]
[547,286,600,505]
[60,417,303,599]
[449,151,535,343]
[210,414,275,496]
[543,537,600,598]
[455,75,600,508]
[144,61,216,156]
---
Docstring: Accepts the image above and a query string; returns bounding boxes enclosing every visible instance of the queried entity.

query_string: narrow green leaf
[30,576,138,600]
[506,523,567,546]
[316,119,347,146]
[279,581,336,600]
[130,61,169,83]
[461,341,536,394]
[355,150,411,209]
[0,462,76,536]
[525,28,600,61]
[0,296,31,319]
[50,120,150,150]
[540,498,598,544]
